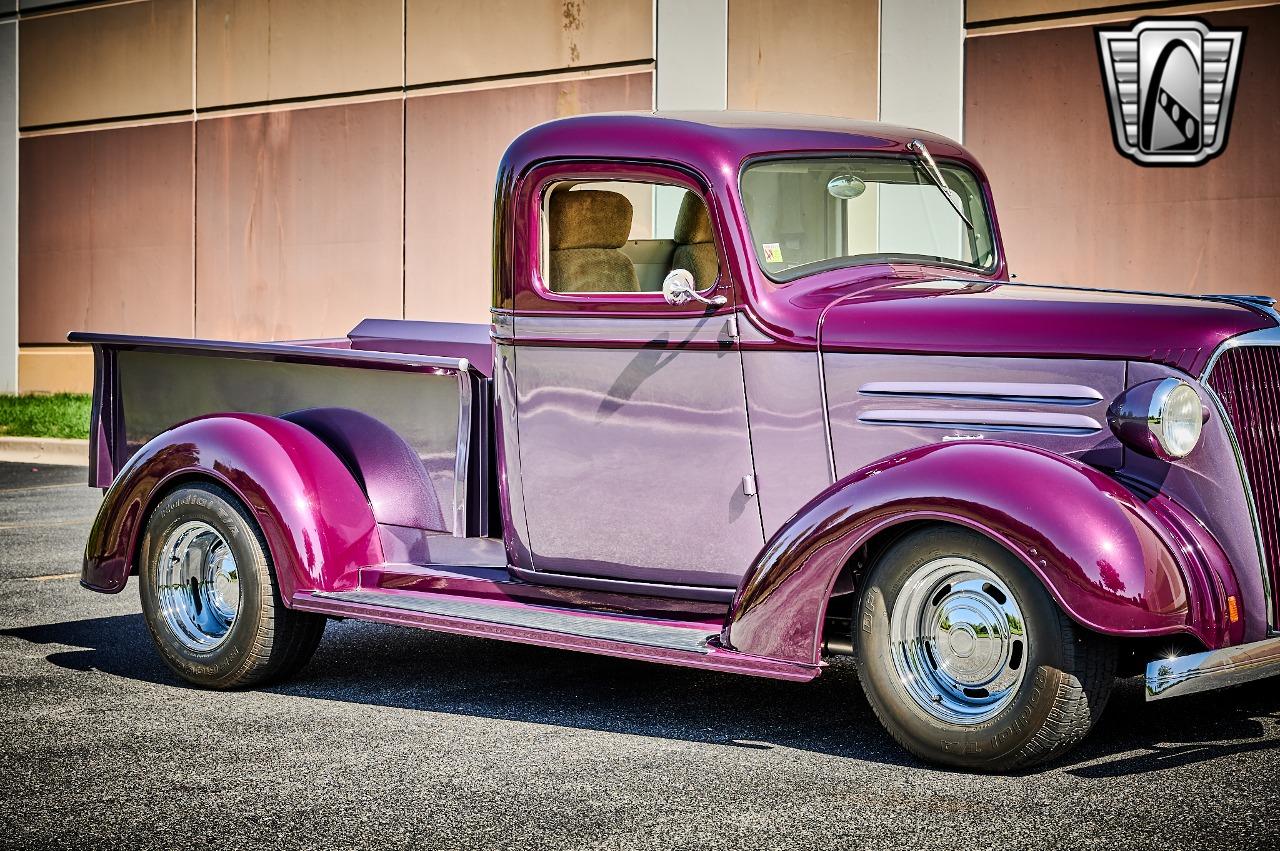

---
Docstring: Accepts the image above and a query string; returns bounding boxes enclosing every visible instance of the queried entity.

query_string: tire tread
[854,525,1116,772]
[140,481,325,689]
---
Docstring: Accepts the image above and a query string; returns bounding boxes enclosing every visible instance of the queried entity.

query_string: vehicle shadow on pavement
[5,613,1278,776]
[1,613,172,684]
[1056,677,1280,778]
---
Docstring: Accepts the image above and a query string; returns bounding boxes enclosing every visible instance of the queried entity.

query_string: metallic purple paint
[822,352,1126,477]
[74,113,1275,705]
[281,407,447,533]
[291,590,815,682]
[1120,360,1268,642]
[82,414,383,598]
[346,318,494,377]
[813,281,1270,375]
[726,441,1204,665]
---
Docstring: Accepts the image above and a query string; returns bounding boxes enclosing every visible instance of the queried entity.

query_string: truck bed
[69,319,493,537]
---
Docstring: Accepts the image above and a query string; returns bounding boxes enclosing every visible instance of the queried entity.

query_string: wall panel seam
[18,60,657,135]
[967,0,1279,31]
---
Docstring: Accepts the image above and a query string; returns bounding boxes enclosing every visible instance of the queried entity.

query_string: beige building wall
[196,100,405,341]
[408,0,652,84]
[0,20,13,393]
[197,0,405,108]
[965,3,1280,296]
[12,0,1275,393]
[13,0,659,388]
[20,0,194,128]
[19,121,195,342]
[966,0,1268,29]
[727,0,878,118]
[405,72,652,324]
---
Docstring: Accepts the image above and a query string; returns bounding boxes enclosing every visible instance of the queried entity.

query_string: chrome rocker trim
[1145,635,1280,701]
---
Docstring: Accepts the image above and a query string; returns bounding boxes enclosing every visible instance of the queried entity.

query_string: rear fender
[82,413,382,599]
[725,441,1226,665]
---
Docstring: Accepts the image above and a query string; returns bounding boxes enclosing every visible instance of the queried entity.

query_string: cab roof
[499,111,982,179]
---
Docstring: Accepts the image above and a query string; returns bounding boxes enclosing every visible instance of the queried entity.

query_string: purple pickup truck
[73,112,1280,772]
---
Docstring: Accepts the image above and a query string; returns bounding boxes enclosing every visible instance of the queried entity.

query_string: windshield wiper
[906,139,975,231]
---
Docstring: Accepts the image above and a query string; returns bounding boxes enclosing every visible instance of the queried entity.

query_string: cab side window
[542,180,719,294]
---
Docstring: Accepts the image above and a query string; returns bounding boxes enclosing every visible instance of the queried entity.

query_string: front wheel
[138,482,326,688]
[854,525,1115,772]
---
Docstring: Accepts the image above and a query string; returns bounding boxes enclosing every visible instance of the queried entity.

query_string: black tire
[854,525,1115,772]
[138,482,326,688]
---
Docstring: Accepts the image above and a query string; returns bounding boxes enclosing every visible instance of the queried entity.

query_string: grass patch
[0,393,92,439]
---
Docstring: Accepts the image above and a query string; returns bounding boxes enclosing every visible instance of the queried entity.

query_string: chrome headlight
[1108,378,1206,460]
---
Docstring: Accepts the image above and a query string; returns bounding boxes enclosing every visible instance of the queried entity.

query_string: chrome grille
[1205,345,1280,624]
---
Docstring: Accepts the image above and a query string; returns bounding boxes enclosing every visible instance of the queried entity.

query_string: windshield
[740,156,997,282]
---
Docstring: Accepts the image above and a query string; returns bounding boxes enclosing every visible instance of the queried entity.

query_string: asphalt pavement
[1,461,1278,850]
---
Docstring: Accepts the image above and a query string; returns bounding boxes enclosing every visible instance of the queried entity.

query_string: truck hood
[815,279,1274,375]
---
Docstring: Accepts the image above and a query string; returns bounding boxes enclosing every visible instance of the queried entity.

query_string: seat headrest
[674,191,714,245]
[548,189,633,250]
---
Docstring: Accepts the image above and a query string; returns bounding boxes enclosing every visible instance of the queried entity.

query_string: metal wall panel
[197,0,404,108]
[19,0,194,127]
[19,121,194,343]
[407,0,652,85]
[727,0,878,118]
[964,6,1280,296]
[404,72,652,324]
[965,0,1259,26]
[0,21,14,391]
[195,99,404,341]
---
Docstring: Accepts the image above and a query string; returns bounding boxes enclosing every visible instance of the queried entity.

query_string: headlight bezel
[1108,377,1207,461]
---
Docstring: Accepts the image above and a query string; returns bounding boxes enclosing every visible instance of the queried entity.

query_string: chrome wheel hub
[889,556,1028,725]
[156,521,240,652]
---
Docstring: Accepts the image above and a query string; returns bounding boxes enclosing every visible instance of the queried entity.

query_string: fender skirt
[81,413,382,599]
[725,441,1238,665]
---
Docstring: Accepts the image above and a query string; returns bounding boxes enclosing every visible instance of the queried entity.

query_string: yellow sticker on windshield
[762,243,783,263]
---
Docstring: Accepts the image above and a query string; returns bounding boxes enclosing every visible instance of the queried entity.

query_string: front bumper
[1145,635,1280,700]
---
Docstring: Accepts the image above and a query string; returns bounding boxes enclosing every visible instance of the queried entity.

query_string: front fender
[82,413,382,599]
[725,441,1219,665]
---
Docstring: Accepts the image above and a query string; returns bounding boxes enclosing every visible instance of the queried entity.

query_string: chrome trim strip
[506,563,737,603]
[1201,325,1280,378]
[937,277,1277,318]
[1201,327,1280,629]
[858,409,1102,434]
[859,381,1103,405]
[816,294,864,485]
[490,310,515,342]
[66,331,469,372]
[510,314,737,346]
[453,364,473,538]
[1145,636,1280,700]
[1201,293,1280,325]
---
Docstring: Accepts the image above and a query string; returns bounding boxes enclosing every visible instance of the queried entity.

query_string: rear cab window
[540,179,720,295]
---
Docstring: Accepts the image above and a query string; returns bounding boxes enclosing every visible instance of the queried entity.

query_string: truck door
[507,167,764,591]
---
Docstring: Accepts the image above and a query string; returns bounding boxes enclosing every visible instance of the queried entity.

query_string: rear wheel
[854,525,1115,772]
[138,482,326,688]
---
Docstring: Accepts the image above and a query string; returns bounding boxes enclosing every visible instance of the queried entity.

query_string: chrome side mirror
[662,269,726,307]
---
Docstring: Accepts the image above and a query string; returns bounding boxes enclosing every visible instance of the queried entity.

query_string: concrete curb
[0,436,90,467]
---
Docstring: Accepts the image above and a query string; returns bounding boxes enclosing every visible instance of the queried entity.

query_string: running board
[1145,635,1280,700]
[293,589,817,682]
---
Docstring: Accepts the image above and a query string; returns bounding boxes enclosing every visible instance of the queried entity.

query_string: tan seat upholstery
[547,189,639,293]
[671,191,719,288]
